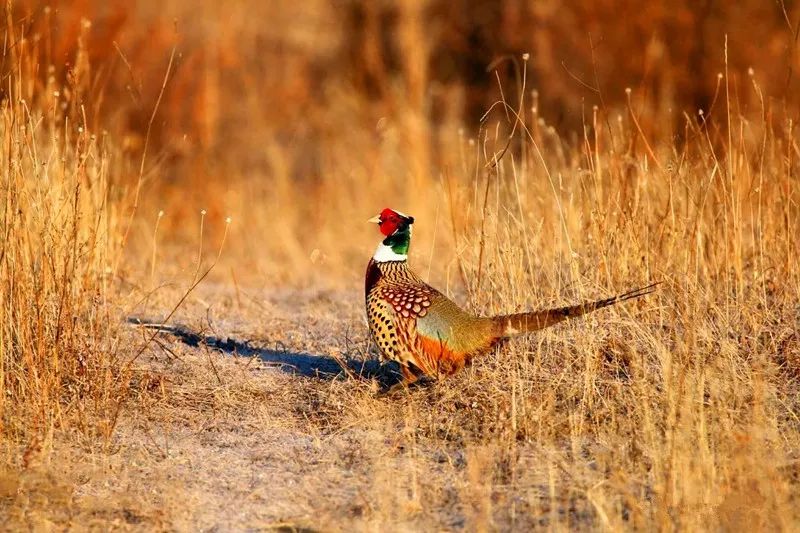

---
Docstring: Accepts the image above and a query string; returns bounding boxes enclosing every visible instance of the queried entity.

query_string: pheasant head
[368,208,414,262]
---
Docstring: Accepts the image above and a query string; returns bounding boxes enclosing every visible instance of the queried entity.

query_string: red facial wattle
[376,208,413,236]
[379,216,401,236]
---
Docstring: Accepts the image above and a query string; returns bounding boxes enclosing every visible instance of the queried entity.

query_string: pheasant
[365,208,658,392]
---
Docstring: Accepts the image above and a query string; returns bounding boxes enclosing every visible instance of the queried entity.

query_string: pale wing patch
[378,286,432,318]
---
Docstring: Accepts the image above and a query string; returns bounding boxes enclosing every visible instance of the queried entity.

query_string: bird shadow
[126,318,401,385]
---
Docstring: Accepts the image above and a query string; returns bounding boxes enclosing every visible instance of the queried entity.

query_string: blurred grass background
[2,1,800,529]
[5,0,799,282]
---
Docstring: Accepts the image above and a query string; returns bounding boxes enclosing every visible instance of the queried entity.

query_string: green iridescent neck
[383,225,411,256]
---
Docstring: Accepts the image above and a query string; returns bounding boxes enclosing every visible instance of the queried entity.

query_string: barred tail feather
[495,282,660,337]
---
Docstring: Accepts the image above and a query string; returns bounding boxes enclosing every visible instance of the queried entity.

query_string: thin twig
[122,218,231,373]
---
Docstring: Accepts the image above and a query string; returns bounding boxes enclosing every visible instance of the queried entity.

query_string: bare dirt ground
[8,282,607,531]
[9,276,796,531]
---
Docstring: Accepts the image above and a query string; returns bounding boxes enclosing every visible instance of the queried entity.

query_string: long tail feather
[495,282,661,337]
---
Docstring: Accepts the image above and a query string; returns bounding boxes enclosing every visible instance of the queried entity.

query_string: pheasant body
[366,259,499,379]
[365,208,658,390]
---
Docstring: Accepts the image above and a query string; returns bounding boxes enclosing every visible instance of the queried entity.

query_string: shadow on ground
[126,318,394,382]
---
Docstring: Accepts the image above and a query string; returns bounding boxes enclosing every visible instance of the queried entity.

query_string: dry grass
[0,11,129,452]
[2,1,800,530]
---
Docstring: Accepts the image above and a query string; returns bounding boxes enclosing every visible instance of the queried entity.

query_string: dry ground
[2,279,684,531]
[8,267,800,531]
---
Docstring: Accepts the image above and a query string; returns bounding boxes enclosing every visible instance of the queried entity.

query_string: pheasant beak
[367,215,382,224]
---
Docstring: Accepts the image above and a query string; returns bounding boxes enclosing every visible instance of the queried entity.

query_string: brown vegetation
[2,1,799,530]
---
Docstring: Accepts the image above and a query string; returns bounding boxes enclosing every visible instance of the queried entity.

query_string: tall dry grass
[1,1,799,529]
[422,79,800,530]
[0,12,133,456]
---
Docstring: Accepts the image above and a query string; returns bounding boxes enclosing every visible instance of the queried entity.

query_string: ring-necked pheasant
[365,208,658,392]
